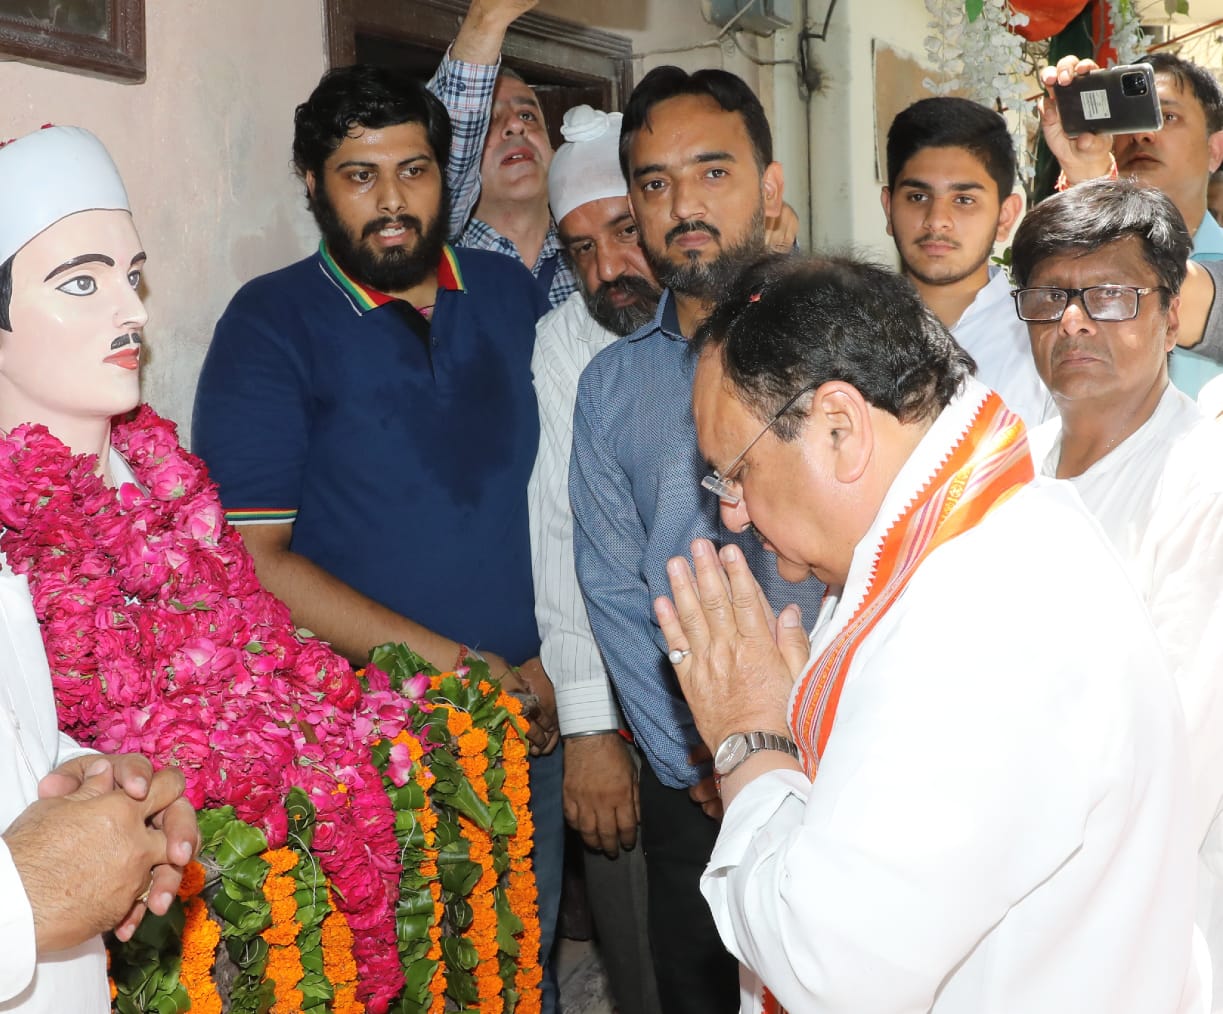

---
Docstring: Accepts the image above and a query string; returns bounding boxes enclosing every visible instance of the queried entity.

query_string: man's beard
[642,205,766,301]
[583,274,662,336]
[312,183,448,294]
[896,228,996,289]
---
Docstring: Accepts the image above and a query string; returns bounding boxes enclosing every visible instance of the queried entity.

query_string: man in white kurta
[527,105,663,1014]
[0,572,109,1012]
[652,253,1202,1012]
[1014,178,1223,1009]
[881,97,1055,431]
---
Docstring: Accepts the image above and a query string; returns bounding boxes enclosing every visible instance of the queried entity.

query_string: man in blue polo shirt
[191,65,565,1012]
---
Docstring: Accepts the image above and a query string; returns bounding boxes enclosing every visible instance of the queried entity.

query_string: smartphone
[1054,63,1163,137]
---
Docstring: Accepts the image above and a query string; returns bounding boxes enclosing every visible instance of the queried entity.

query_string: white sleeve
[1141,434,1223,844]
[700,546,1139,1012]
[0,837,36,1002]
[528,304,620,734]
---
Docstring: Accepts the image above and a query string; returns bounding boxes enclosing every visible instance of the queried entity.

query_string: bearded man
[567,66,825,1014]
[191,65,566,1004]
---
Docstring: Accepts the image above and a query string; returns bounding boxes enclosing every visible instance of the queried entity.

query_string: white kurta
[703,380,1201,1013]
[1032,383,1223,1010]
[951,268,1055,431]
[0,569,109,1012]
[0,449,136,1011]
[527,291,622,735]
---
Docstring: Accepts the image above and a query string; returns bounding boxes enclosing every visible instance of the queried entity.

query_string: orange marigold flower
[262,849,300,875]
[458,727,489,756]
[262,919,302,947]
[179,896,223,1014]
[177,860,207,900]
[447,709,473,737]
[333,983,366,1014]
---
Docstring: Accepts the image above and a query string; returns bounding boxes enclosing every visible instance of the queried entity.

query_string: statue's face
[1,208,146,432]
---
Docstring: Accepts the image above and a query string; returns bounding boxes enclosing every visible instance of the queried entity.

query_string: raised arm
[426,0,539,239]
[1037,55,1116,187]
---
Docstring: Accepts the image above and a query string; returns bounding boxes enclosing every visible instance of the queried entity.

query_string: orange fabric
[762,392,1032,1014]
[1010,0,1090,41]
[792,392,1032,776]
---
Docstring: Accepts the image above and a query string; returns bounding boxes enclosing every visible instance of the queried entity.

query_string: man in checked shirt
[427,0,576,309]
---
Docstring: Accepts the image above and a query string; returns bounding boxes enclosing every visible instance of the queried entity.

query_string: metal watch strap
[718,730,799,779]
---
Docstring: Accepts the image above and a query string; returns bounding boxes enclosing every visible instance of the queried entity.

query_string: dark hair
[1149,52,1223,134]
[619,65,773,179]
[292,65,452,186]
[886,97,1016,198]
[692,253,974,431]
[1011,179,1192,300]
[0,255,11,331]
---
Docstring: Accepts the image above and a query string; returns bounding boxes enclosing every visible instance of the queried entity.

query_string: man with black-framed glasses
[1012,178,1223,1001]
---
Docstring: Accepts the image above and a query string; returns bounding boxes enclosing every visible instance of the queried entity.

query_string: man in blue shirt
[570,66,826,1014]
[191,65,564,1012]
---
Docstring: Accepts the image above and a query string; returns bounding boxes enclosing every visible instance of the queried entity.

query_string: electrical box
[708,0,796,36]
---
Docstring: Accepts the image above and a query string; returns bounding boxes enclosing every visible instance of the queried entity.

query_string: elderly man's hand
[563,733,639,855]
[38,754,199,941]
[1038,55,1115,185]
[654,539,809,756]
[7,761,197,953]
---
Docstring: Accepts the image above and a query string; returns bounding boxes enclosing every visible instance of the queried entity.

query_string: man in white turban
[528,103,663,1014]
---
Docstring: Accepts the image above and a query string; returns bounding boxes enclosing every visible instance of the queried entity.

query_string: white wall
[1,1,325,436]
[806,0,931,261]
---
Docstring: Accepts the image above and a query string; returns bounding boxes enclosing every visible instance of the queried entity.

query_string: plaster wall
[0,1,325,434]
[0,0,930,432]
[806,0,932,261]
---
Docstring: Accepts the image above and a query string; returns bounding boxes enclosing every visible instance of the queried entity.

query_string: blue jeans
[529,746,564,1014]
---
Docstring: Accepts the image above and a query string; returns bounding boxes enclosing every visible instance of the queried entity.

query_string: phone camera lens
[1121,72,1148,97]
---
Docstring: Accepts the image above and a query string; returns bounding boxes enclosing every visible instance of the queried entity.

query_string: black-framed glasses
[1010,284,1168,323]
[700,383,817,507]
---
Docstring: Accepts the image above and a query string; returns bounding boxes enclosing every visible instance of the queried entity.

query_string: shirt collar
[628,288,685,343]
[460,216,565,278]
[317,241,467,316]
[1193,211,1223,259]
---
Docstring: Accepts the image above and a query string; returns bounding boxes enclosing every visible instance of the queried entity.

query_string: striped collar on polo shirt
[317,241,466,315]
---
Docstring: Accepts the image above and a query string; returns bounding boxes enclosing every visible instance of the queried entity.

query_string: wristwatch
[713,730,799,779]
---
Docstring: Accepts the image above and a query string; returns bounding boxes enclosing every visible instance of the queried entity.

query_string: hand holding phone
[1053,63,1162,138]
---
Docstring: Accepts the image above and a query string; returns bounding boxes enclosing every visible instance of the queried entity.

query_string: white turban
[0,125,130,265]
[548,106,626,226]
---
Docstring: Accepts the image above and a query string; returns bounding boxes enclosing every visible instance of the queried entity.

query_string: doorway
[323,0,633,147]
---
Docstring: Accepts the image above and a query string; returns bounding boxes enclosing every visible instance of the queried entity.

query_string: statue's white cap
[0,125,130,265]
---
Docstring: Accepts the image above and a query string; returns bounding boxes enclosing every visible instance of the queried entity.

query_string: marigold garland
[261,849,306,1013]
[177,861,222,1014]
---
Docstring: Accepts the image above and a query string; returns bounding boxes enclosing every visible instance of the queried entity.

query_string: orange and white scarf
[760,388,1033,1014]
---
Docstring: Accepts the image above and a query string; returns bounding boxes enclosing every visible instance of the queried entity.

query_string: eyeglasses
[1010,284,1168,323]
[701,384,816,507]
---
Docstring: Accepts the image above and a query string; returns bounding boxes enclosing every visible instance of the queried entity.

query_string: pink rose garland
[0,406,436,1012]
